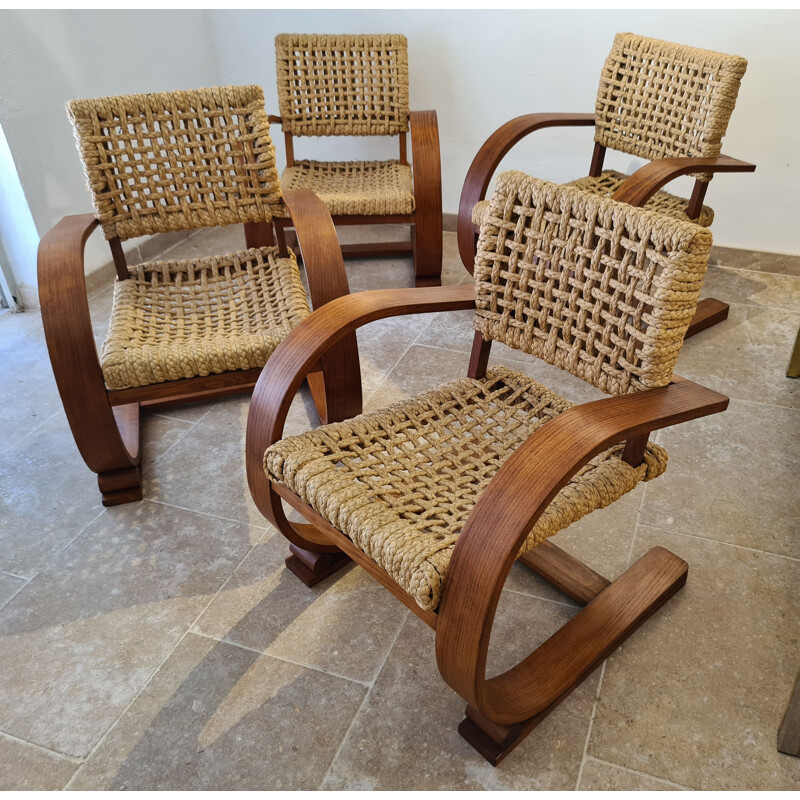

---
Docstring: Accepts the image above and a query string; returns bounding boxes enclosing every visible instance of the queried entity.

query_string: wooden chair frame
[269,109,443,287]
[246,169,730,764]
[39,191,361,506]
[457,113,756,339]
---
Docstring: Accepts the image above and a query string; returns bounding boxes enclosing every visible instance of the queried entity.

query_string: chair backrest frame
[471,171,713,396]
[68,85,284,246]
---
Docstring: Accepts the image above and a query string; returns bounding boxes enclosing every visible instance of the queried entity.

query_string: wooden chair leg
[457,546,688,765]
[686,298,729,338]
[285,543,352,588]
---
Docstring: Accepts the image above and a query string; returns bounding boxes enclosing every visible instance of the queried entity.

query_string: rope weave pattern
[472,170,714,228]
[474,172,712,395]
[102,247,309,390]
[275,34,409,136]
[279,159,414,216]
[68,86,283,240]
[595,32,747,181]
[266,366,667,612]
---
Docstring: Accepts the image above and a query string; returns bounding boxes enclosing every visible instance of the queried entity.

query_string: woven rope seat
[278,160,414,217]
[101,246,309,391]
[472,173,714,228]
[266,365,667,612]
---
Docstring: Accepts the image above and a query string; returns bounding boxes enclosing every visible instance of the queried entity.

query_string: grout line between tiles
[582,755,694,790]
[144,498,270,531]
[64,526,265,789]
[139,418,200,476]
[0,575,31,612]
[187,630,370,688]
[637,522,800,563]
[318,611,410,789]
[575,661,607,790]
[503,585,579,610]
[0,729,83,765]
[1,408,63,458]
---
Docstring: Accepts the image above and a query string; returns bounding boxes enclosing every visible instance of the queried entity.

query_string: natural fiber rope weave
[279,159,414,217]
[266,366,667,612]
[102,246,309,390]
[595,33,746,181]
[68,86,283,240]
[471,171,714,228]
[474,172,712,395]
[275,34,409,137]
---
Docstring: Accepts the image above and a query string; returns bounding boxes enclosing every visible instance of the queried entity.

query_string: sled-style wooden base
[285,543,352,588]
[685,298,729,339]
[459,546,688,765]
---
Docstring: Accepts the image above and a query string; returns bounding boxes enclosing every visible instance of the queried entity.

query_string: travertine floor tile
[0,733,77,790]
[0,331,62,455]
[195,533,406,684]
[0,502,258,757]
[577,758,688,790]
[0,573,26,610]
[0,308,43,352]
[144,391,312,527]
[588,526,800,790]
[701,265,800,313]
[640,399,800,559]
[139,413,194,472]
[675,304,800,408]
[0,413,103,577]
[68,634,365,790]
[324,593,598,790]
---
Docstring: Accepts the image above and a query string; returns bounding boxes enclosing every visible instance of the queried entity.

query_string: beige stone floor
[0,225,799,790]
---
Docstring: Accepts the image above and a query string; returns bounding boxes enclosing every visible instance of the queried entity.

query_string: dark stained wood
[622,432,649,466]
[778,667,800,757]
[244,220,274,248]
[109,367,263,407]
[589,142,606,177]
[399,131,408,165]
[460,546,688,763]
[285,543,352,588]
[787,326,800,379]
[435,379,727,725]
[686,179,709,220]
[284,131,295,167]
[685,298,730,339]
[283,188,362,425]
[38,215,140,481]
[409,110,443,286]
[517,540,610,606]
[457,113,596,272]
[112,402,140,461]
[610,155,756,209]
[468,331,492,379]
[108,236,129,280]
[339,241,413,257]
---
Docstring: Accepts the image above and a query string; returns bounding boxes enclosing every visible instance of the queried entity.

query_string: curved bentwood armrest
[245,284,477,546]
[435,378,729,726]
[457,113,596,272]
[38,214,139,475]
[611,155,756,208]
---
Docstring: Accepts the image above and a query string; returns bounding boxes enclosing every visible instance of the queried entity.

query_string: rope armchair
[271,33,443,287]
[246,165,729,763]
[460,32,756,339]
[39,85,360,506]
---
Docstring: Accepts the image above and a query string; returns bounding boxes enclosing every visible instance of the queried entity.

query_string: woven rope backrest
[595,32,747,181]
[68,85,283,241]
[275,33,409,137]
[474,171,712,395]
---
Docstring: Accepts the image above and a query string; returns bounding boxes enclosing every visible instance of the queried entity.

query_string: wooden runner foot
[285,543,352,588]
[459,546,688,765]
[686,297,729,338]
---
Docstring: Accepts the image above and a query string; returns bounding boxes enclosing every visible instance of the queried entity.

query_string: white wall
[0,10,220,294]
[0,9,798,295]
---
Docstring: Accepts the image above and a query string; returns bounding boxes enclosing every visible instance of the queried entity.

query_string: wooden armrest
[611,155,756,209]
[245,284,476,509]
[436,378,728,716]
[38,214,137,473]
[409,110,443,280]
[268,115,282,126]
[458,113,596,272]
